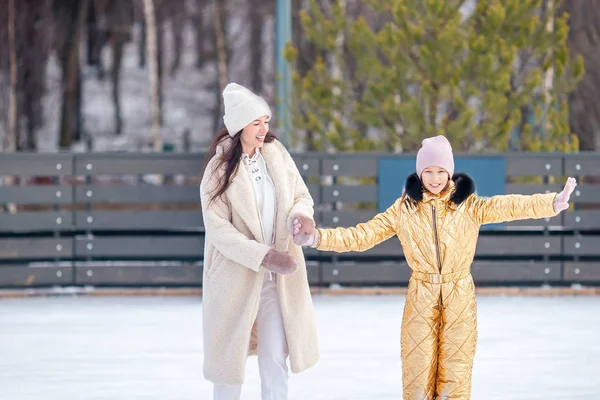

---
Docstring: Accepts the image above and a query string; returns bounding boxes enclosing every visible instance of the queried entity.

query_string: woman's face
[421,166,449,194]
[240,115,270,156]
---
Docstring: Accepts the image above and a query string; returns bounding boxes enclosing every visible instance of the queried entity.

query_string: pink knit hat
[416,135,454,178]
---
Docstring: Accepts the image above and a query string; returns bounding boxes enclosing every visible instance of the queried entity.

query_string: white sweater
[242,149,277,246]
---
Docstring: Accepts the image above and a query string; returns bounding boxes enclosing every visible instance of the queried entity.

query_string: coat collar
[241,147,262,163]
[405,172,475,205]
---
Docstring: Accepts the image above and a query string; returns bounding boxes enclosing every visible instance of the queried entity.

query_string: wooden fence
[0,152,598,288]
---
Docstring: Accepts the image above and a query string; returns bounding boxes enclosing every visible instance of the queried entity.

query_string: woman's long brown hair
[202,128,277,204]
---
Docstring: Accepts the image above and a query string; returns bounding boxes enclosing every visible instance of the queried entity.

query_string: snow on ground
[1,294,599,399]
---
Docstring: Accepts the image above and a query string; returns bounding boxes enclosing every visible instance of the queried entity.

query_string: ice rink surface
[1,294,599,399]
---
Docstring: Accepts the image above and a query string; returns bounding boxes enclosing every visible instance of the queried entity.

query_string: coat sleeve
[315,198,401,252]
[284,150,315,227]
[468,192,559,225]
[200,164,271,272]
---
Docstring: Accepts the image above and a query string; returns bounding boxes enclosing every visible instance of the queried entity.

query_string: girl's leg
[213,384,242,400]
[256,272,289,400]
[401,279,442,400]
[435,280,478,399]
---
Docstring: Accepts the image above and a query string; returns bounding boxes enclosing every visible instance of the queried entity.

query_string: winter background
[2,0,598,152]
[0,0,280,153]
[1,0,600,399]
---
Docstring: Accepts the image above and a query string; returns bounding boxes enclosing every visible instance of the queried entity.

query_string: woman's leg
[435,281,478,400]
[401,279,442,400]
[256,272,289,400]
[213,384,242,400]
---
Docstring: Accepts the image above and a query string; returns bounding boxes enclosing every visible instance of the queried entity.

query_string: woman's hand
[262,249,297,274]
[554,177,577,212]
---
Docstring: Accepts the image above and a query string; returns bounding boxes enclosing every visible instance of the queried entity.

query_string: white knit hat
[222,83,272,137]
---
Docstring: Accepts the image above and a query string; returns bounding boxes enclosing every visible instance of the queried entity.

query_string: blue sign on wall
[378,157,506,229]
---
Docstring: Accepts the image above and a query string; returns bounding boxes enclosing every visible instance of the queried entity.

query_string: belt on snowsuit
[410,269,471,284]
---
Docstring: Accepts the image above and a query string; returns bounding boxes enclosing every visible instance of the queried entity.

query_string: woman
[200,82,319,400]
[292,135,576,399]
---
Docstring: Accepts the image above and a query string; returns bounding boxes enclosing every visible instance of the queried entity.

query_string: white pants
[214,272,289,400]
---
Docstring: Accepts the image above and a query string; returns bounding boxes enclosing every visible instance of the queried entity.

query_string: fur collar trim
[405,172,475,205]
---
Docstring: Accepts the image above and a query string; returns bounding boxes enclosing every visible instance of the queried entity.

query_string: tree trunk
[169,1,185,77]
[214,0,228,94]
[143,0,162,151]
[192,0,206,69]
[86,0,106,78]
[250,1,262,92]
[4,0,19,214]
[211,0,228,134]
[58,0,88,149]
[24,91,37,151]
[7,0,18,152]
[22,2,50,151]
[139,11,146,67]
[170,25,183,77]
[112,41,124,134]
[157,20,164,125]
[86,0,97,64]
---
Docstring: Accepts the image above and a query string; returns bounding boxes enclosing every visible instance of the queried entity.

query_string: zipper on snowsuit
[432,203,443,305]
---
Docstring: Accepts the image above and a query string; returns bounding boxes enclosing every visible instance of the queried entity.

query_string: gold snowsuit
[316,181,558,399]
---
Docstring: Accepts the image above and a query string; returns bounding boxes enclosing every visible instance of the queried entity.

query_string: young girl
[201,83,319,400]
[291,135,576,400]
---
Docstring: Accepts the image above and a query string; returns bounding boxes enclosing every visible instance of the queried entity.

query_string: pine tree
[285,0,584,152]
[285,0,383,151]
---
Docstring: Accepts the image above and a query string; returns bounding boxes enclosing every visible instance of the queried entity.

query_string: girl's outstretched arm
[312,197,402,253]
[469,177,576,225]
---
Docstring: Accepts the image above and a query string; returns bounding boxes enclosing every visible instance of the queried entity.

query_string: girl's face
[421,166,449,194]
[240,115,270,156]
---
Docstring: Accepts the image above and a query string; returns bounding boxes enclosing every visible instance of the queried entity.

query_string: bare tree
[212,0,229,133]
[21,2,51,150]
[163,0,187,77]
[214,0,228,93]
[0,0,51,151]
[137,0,147,68]
[86,0,106,78]
[143,0,162,151]
[53,0,89,149]
[191,0,211,69]
[6,0,17,152]
[249,0,265,92]
[87,0,134,135]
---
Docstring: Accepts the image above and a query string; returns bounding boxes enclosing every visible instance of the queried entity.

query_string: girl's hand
[292,217,317,246]
[288,213,314,234]
[554,177,577,212]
